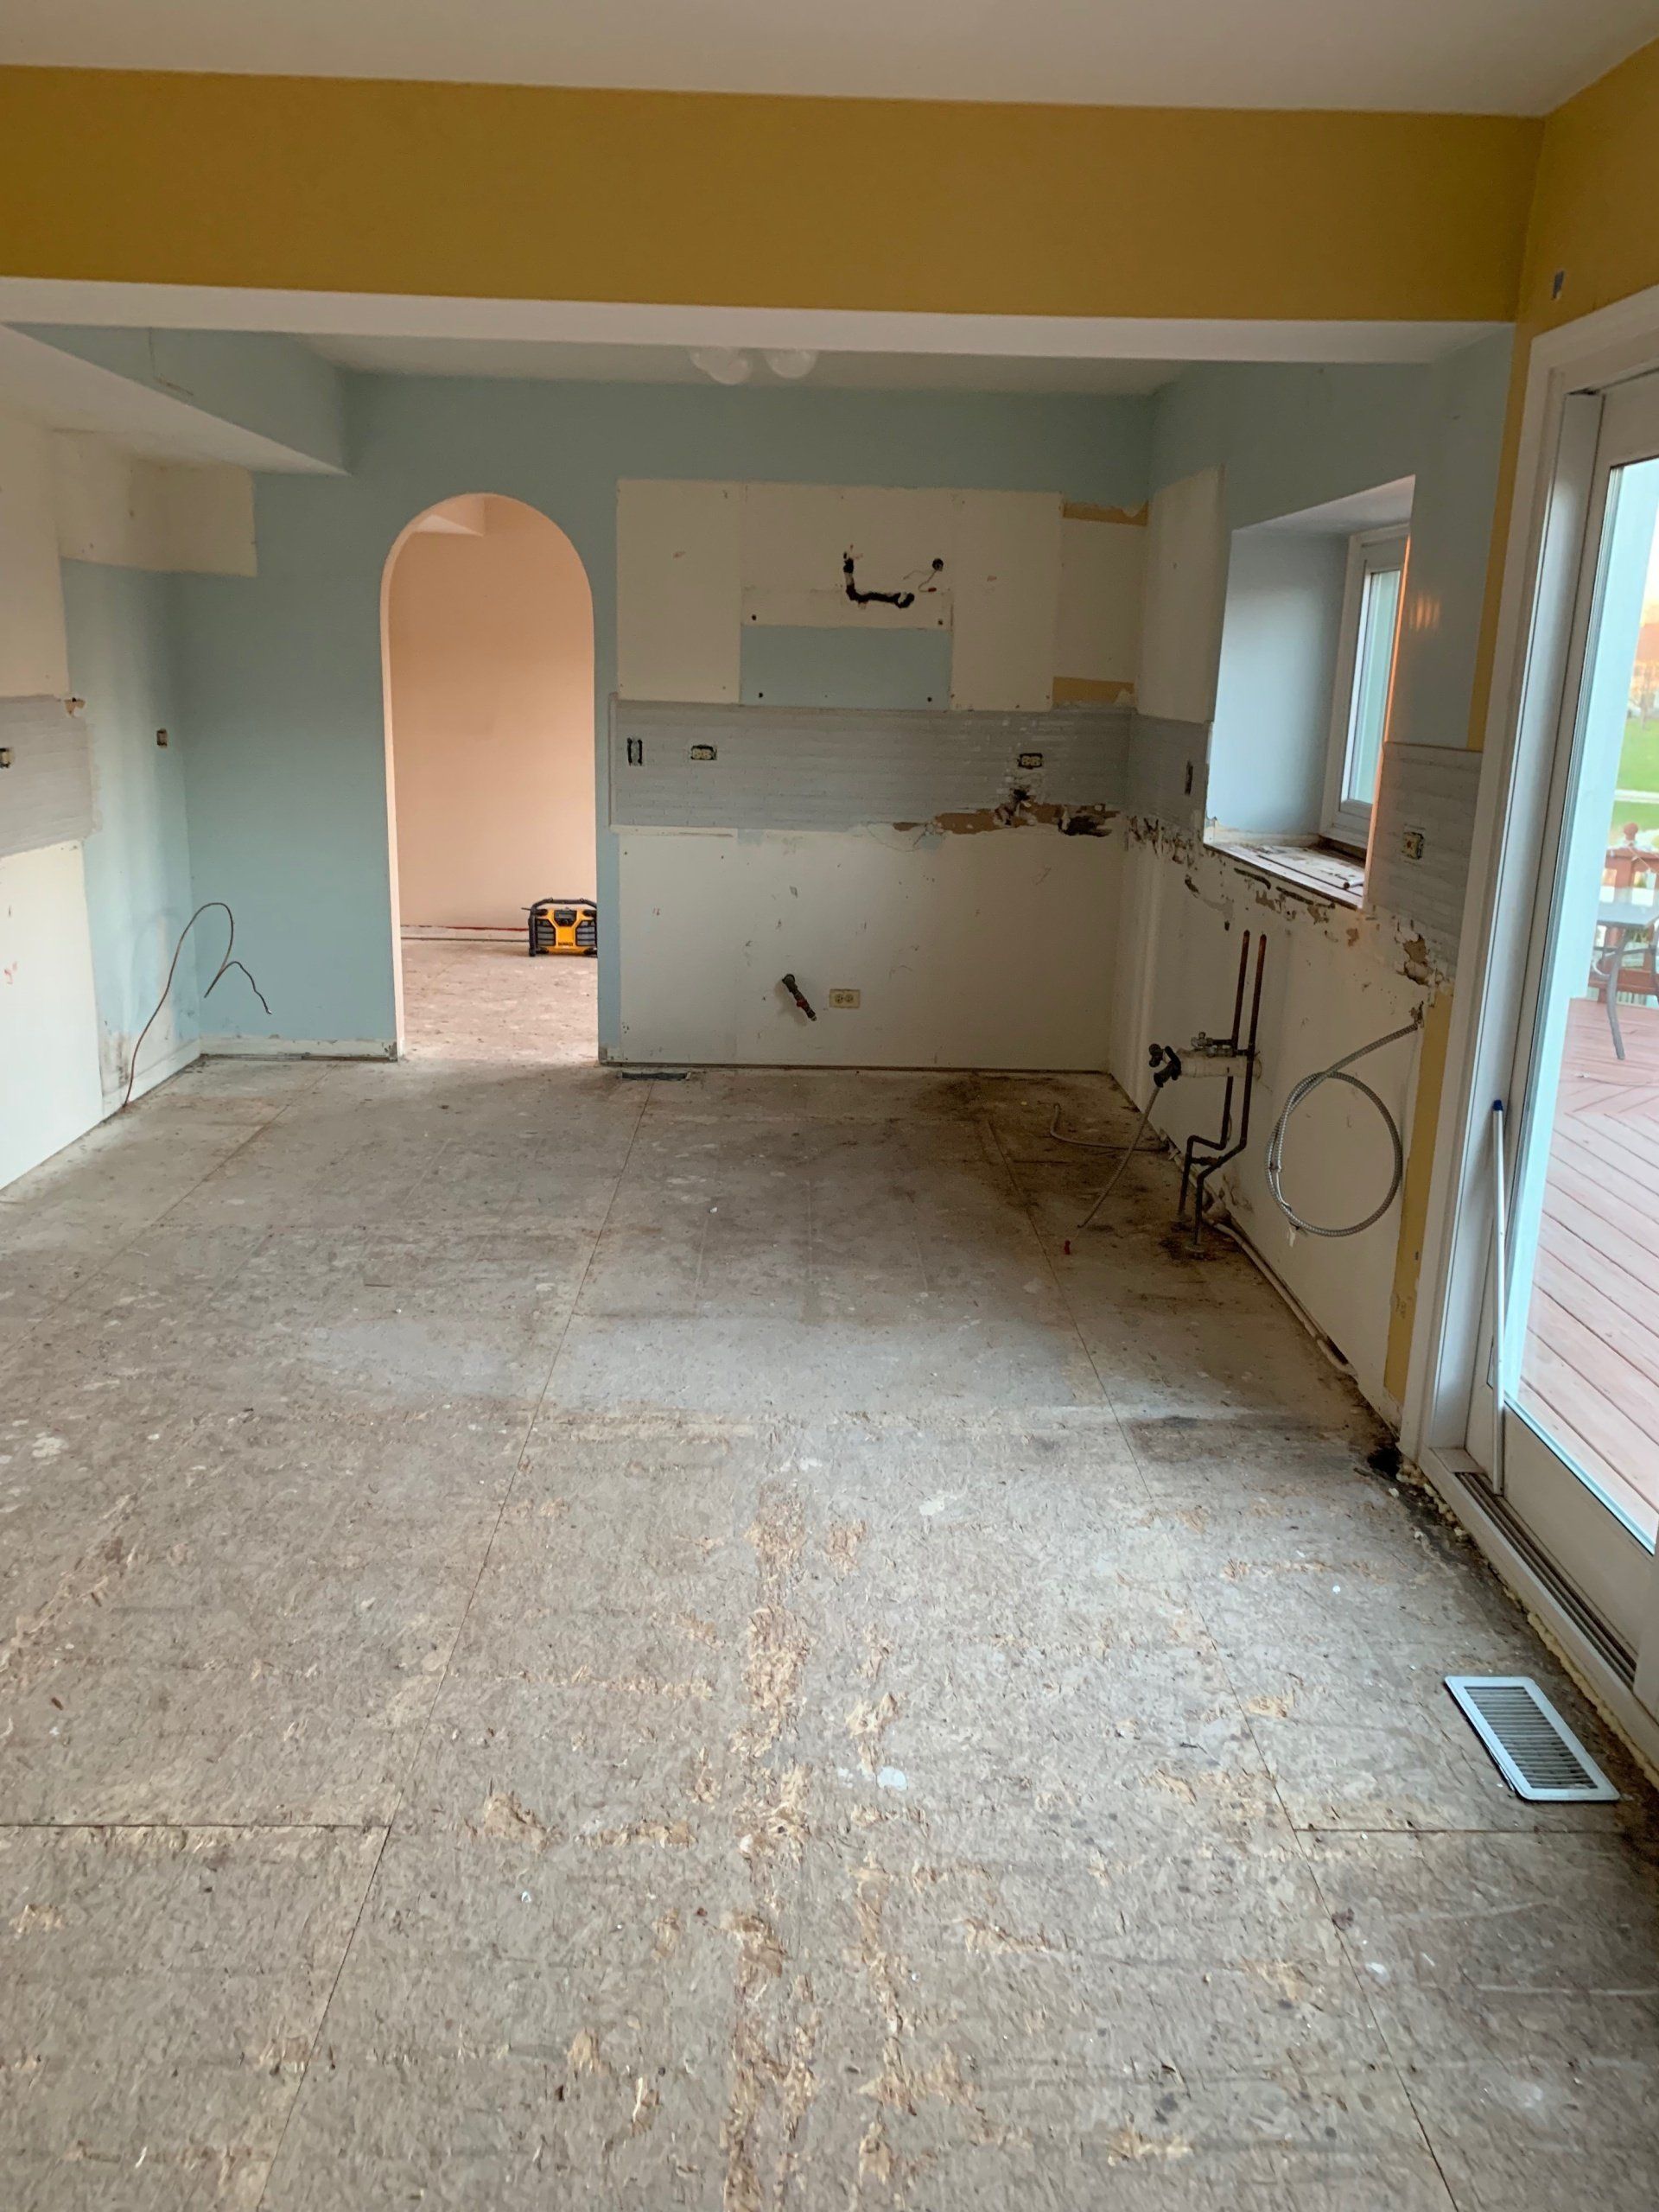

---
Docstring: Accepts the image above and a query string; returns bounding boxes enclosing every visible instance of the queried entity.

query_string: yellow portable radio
[526,897,598,957]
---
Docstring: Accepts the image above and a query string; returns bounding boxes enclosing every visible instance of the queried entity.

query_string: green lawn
[1611,712,1659,842]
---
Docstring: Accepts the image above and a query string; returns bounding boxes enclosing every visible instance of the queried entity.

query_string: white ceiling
[3,0,1654,114]
[305,335,1182,396]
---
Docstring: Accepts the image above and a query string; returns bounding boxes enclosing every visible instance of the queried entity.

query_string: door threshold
[1419,1445,1659,1786]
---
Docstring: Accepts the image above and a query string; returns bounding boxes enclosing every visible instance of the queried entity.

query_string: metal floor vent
[1446,1675,1619,1803]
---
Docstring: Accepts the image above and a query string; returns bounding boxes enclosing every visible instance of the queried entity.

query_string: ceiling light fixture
[690,346,753,385]
[763,349,818,381]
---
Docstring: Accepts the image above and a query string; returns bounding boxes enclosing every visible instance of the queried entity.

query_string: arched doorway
[381,494,595,1060]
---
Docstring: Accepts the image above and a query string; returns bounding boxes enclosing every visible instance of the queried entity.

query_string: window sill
[1205,833,1366,910]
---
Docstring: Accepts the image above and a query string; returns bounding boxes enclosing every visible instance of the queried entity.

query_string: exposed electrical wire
[842,553,944,609]
[1263,1017,1421,1238]
[120,901,270,1112]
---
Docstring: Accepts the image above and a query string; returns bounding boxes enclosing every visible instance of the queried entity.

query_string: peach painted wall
[387,494,594,927]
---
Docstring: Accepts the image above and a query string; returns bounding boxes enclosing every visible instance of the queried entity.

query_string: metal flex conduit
[1263,1014,1423,1239]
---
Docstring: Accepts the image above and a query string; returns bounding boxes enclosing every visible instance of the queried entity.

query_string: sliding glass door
[1470,372,1659,1661]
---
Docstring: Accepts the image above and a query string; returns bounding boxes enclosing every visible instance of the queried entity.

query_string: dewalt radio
[526,897,598,957]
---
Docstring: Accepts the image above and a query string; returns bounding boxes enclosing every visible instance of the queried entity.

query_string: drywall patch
[1140,468,1228,724]
[948,491,1062,710]
[617,479,741,702]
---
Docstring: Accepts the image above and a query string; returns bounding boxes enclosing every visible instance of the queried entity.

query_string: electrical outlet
[827,988,861,1010]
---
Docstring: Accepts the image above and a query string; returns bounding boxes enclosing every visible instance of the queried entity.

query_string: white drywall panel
[618,825,1116,1069]
[617,478,741,701]
[0,696,96,860]
[155,461,256,575]
[0,408,70,696]
[741,482,954,630]
[617,832,744,1064]
[949,492,1061,710]
[0,841,103,1189]
[53,434,257,574]
[1056,515,1145,688]
[1139,467,1228,723]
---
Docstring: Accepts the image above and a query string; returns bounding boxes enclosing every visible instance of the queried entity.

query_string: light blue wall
[1209,531,1349,835]
[174,375,1153,1053]
[740,626,953,709]
[62,561,201,1102]
[1150,336,1514,759]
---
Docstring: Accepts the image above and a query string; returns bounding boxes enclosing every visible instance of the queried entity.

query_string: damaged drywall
[1107,819,1441,1417]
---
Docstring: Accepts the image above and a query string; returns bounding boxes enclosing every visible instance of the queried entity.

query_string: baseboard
[401,925,519,942]
[202,1037,397,1061]
[103,1032,201,1116]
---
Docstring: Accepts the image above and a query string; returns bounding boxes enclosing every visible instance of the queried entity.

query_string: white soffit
[1,0,1652,115]
[304,336,1183,394]
[1252,476,1418,536]
[0,323,340,470]
[0,283,1506,385]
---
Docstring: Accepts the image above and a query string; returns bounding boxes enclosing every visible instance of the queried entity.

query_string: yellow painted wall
[0,67,1538,321]
[1517,35,1659,335]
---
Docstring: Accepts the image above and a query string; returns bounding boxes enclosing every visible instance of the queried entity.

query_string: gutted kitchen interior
[3,12,1659,2208]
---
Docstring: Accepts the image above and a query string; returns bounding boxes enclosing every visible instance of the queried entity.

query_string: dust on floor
[1,1052,1656,2208]
[400,932,596,1063]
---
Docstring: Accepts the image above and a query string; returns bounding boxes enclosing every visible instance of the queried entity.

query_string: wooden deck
[1517,994,1659,1534]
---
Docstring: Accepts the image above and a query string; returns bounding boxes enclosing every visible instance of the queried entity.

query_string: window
[1322,526,1407,851]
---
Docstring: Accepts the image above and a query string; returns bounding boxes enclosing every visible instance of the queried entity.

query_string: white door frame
[1403,280,1659,1771]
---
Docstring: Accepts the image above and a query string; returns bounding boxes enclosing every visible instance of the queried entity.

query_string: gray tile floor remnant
[1,985,1656,2206]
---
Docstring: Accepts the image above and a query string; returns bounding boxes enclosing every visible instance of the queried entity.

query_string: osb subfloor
[401,934,597,1063]
[2,1053,1657,2209]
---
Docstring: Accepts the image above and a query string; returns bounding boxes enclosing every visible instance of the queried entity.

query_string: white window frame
[1320,524,1408,852]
